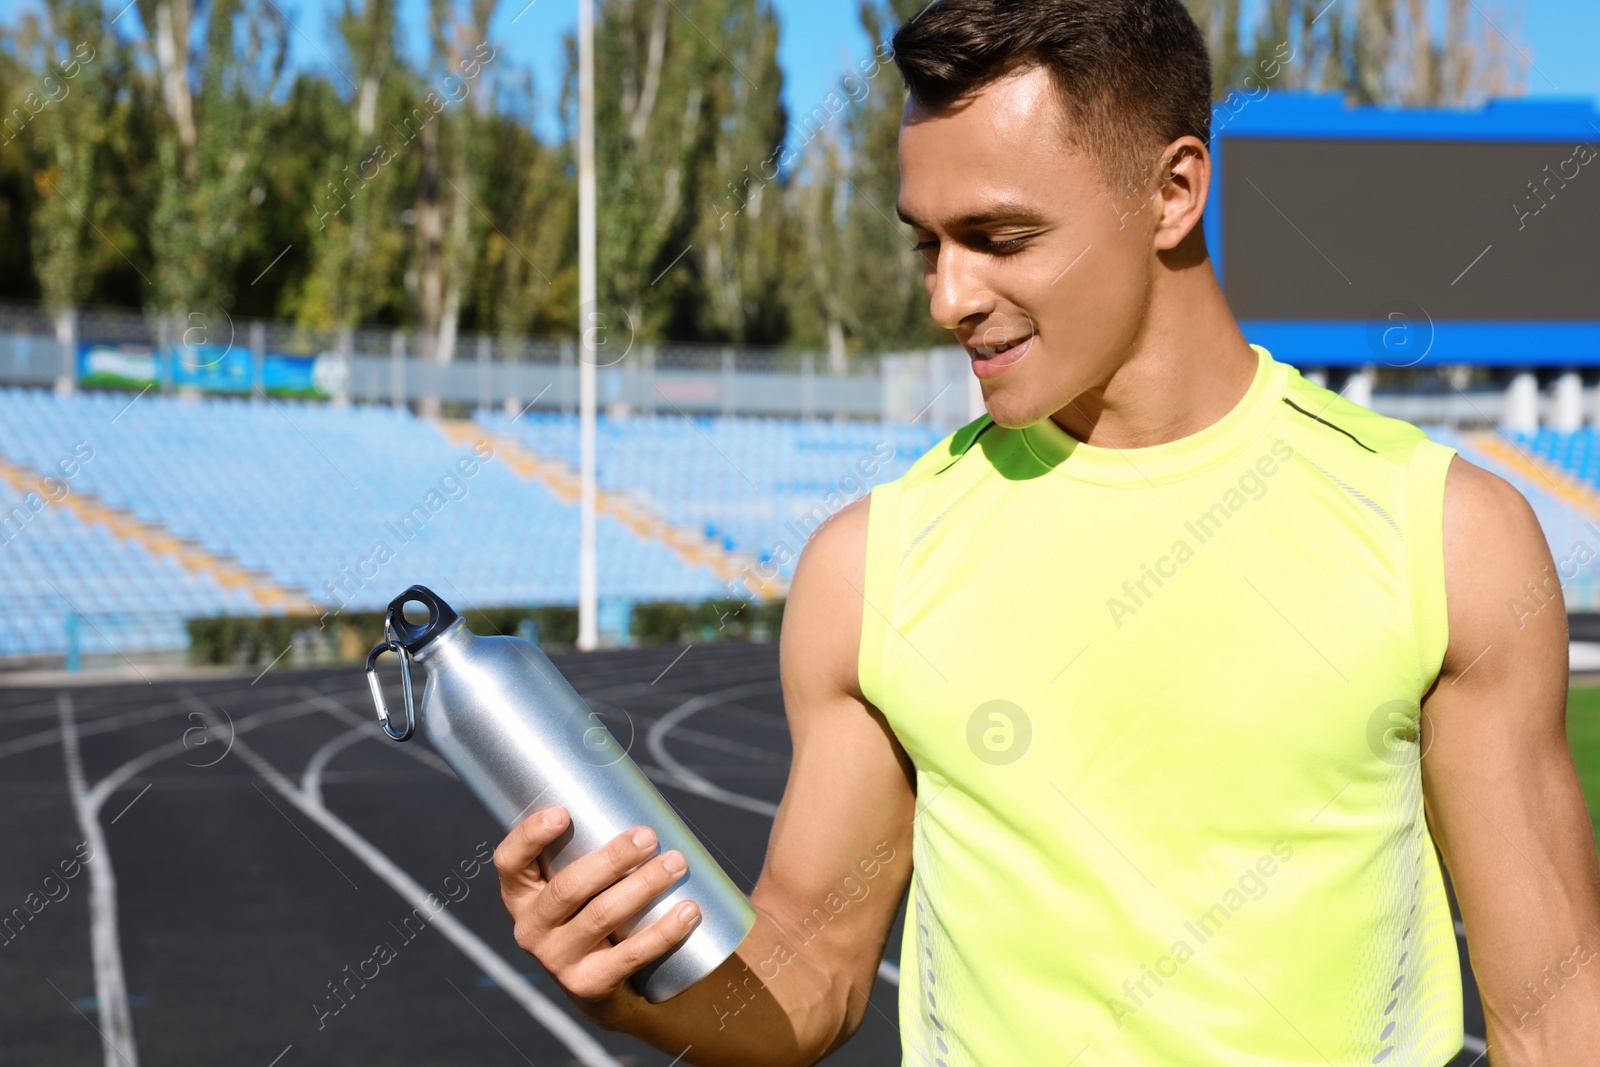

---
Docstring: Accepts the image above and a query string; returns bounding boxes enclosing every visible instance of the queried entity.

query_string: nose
[926,244,996,332]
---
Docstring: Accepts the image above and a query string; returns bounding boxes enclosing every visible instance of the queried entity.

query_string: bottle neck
[412,616,471,665]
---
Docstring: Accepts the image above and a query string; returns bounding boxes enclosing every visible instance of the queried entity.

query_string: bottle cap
[384,585,461,654]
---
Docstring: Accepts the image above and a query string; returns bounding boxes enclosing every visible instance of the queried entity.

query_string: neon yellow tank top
[859,344,1464,1066]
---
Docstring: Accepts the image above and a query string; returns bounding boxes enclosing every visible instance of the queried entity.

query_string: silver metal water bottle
[365,585,757,1002]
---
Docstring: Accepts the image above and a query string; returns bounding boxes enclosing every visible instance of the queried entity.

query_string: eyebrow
[896,200,1049,231]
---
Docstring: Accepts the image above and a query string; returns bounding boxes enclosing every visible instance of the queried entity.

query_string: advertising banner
[172,343,252,392]
[75,343,348,400]
[77,344,158,389]
[265,352,347,399]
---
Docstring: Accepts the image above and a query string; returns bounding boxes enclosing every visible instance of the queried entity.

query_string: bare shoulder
[815,490,872,541]
[1443,451,1536,524]
[780,494,872,706]
[1438,453,1566,687]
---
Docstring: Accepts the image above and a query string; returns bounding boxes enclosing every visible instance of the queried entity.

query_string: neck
[1050,256,1258,450]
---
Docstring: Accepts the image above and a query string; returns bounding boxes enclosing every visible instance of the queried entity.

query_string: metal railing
[10,300,1600,431]
[0,303,982,427]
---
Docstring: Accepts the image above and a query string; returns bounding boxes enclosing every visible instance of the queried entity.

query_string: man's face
[898,65,1163,429]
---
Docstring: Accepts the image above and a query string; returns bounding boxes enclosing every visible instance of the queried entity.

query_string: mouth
[966,334,1034,371]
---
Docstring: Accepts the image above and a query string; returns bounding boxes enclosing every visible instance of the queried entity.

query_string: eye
[912,238,938,253]
[983,235,1032,253]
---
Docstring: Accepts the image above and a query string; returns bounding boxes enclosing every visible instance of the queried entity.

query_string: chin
[975,387,1048,431]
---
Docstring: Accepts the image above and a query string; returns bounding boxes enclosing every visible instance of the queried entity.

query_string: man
[494,2,1600,1063]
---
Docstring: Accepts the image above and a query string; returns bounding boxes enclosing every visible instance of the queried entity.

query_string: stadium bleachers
[8,382,1600,662]
[477,409,946,579]
[0,389,941,659]
[1523,428,1600,482]
[0,389,744,657]
[1489,427,1600,610]
[0,502,228,658]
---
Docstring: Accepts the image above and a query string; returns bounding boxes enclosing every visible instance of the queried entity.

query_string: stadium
[4,0,1600,1064]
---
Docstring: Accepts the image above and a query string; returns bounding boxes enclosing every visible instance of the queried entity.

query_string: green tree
[411,0,497,417]
[136,0,289,321]
[14,2,104,313]
[0,42,39,303]
[591,0,730,341]
[1340,0,1524,105]
[13,0,109,325]
[806,0,944,357]
[1191,0,1527,105]
[466,72,576,340]
[287,0,411,330]
[788,137,850,366]
[693,0,792,344]
[0,0,1534,352]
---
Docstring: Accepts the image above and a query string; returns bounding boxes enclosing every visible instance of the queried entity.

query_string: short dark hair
[891,0,1213,201]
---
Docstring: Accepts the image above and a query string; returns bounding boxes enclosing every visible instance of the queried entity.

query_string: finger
[571,900,701,999]
[551,849,689,959]
[494,807,570,890]
[535,825,660,926]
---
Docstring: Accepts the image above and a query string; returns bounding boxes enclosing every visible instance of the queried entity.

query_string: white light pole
[577,0,599,650]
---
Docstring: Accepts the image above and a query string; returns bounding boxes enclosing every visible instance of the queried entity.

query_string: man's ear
[1152,138,1210,254]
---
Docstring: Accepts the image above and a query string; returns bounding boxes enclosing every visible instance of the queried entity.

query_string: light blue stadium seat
[5,388,827,658]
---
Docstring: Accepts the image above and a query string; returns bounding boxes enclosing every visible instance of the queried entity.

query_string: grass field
[1570,685,1600,845]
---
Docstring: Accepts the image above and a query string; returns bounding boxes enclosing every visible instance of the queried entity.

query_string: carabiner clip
[364,617,416,742]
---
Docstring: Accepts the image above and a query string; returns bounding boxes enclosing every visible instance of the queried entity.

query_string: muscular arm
[1421,455,1600,1063]
[495,494,915,1066]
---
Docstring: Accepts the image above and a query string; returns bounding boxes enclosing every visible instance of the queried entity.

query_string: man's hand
[494,805,698,1025]
[488,493,914,1067]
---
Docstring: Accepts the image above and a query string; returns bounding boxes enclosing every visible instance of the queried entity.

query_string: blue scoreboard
[1204,92,1600,368]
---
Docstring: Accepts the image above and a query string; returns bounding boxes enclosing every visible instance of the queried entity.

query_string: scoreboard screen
[1221,137,1600,323]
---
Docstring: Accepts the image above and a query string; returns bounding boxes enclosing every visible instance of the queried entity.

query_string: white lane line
[667,725,787,766]
[182,697,624,1067]
[50,695,329,1067]
[645,682,903,988]
[265,1044,293,1067]
[1,703,193,762]
[58,694,141,1067]
[300,691,456,778]
[86,700,320,814]
[646,681,784,818]
[252,783,362,890]
[0,676,332,763]
[44,975,135,1067]
[301,724,374,808]
[1,695,90,723]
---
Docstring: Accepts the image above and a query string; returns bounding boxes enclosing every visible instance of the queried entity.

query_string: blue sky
[3,0,1595,141]
[1517,1,1598,98]
[480,0,878,138]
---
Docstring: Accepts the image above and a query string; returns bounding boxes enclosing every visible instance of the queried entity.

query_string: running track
[0,643,1487,1065]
